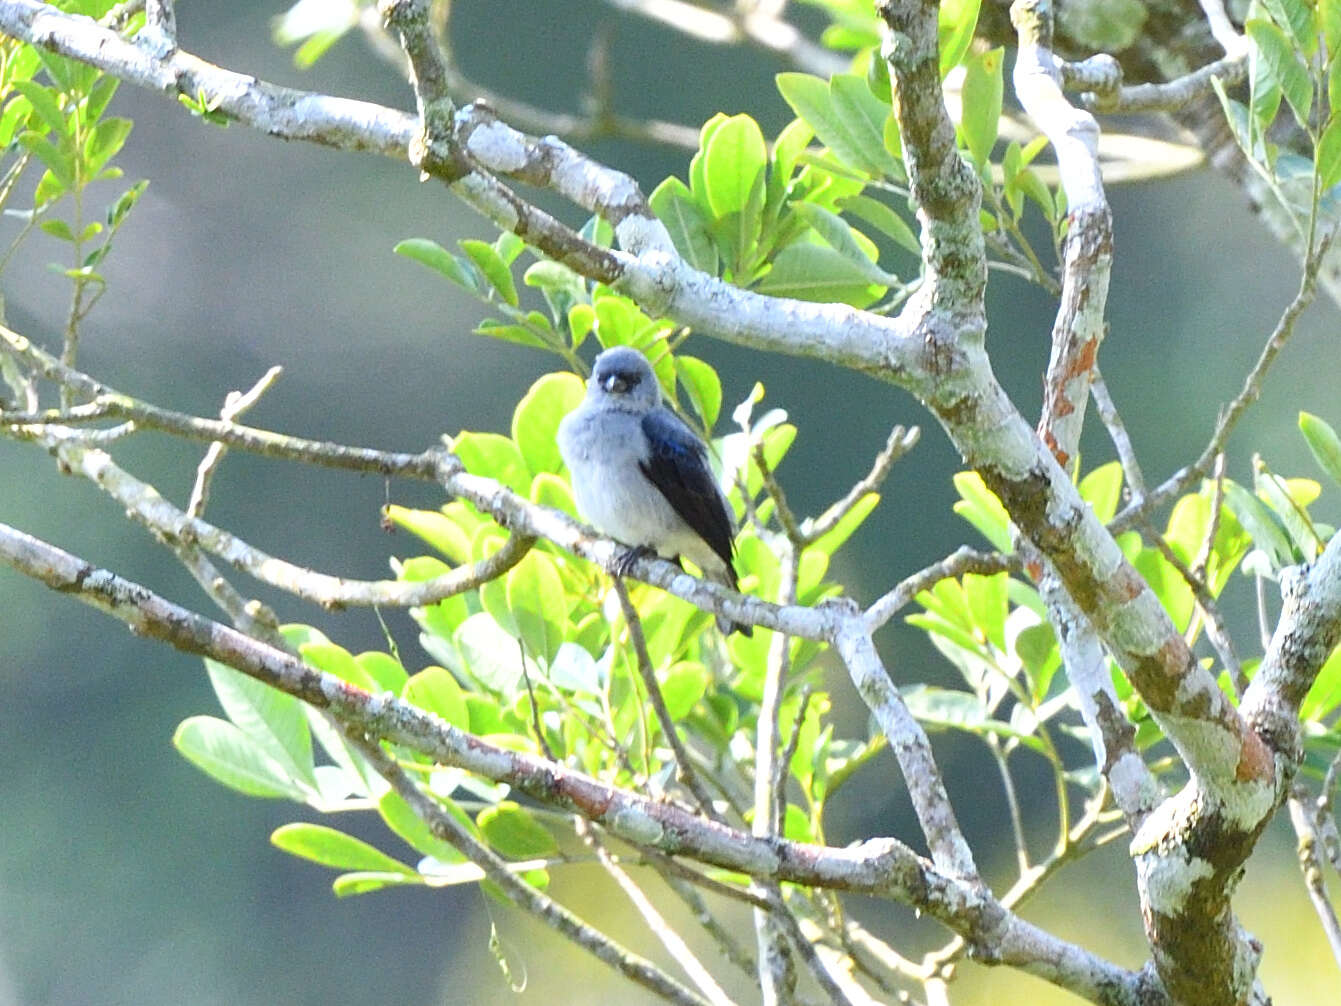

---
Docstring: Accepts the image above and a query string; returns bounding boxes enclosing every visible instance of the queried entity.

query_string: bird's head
[589,346,660,411]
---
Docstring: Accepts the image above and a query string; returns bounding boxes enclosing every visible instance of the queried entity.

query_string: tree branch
[0,518,1161,1005]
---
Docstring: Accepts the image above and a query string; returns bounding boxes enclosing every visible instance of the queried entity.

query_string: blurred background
[0,2,1337,1004]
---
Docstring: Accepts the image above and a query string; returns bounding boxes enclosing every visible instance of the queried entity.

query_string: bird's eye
[601,370,636,394]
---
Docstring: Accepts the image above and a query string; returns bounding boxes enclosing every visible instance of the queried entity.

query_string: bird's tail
[710,566,752,637]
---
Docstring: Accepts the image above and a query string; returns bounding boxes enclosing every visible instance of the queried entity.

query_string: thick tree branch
[876,0,986,310]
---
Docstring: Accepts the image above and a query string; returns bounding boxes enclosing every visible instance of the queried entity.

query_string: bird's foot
[613,544,657,578]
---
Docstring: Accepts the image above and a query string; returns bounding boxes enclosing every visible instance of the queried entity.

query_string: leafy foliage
[0,4,147,331]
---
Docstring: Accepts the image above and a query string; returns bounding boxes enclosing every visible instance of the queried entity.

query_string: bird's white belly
[558,405,729,578]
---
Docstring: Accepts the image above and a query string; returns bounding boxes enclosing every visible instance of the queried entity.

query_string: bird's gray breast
[558,404,685,550]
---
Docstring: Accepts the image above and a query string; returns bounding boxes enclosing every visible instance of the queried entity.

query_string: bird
[557,345,751,636]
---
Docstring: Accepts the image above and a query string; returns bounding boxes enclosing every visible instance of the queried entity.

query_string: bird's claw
[613,544,656,578]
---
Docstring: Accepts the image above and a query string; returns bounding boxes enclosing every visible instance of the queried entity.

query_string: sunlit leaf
[477,801,558,859]
[271,822,414,873]
[1300,411,1341,487]
[205,657,316,788]
[173,716,307,799]
[394,238,477,290]
[649,176,718,274]
[512,371,585,477]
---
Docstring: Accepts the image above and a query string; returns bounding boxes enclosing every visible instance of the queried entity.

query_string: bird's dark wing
[638,409,737,582]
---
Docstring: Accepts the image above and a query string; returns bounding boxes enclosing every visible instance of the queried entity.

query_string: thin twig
[774,685,813,831]
[1138,514,1244,694]
[1112,232,1334,535]
[989,737,1030,874]
[752,543,800,1001]
[1079,52,1247,114]
[864,546,1018,632]
[804,425,920,543]
[189,365,284,517]
[1287,790,1341,968]
[612,577,724,821]
[579,819,739,1006]
[753,440,803,545]
[1091,367,1146,500]
[762,887,857,1006]
[354,5,700,150]
[347,731,716,1006]
[1190,453,1226,580]
[634,848,772,912]
[654,866,758,976]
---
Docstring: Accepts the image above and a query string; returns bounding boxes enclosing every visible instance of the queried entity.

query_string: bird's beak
[601,373,629,394]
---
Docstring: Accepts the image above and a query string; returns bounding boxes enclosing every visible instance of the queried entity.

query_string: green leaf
[473,319,551,351]
[675,356,723,430]
[838,194,919,254]
[938,0,984,75]
[964,571,1008,652]
[1321,0,1341,55]
[378,790,468,862]
[271,822,415,873]
[299,641,379,691]
[453,430,530,494]
[1016,621,1060,701]
[702,114,767,219]
[771,117,813,189]
[792,202,897,286]
[1165,493,1209,560]
[1248,45,1284,145]
[776,72,897,178]
[506,552,568,665]
[649,176,718,274]
[1078,461,1124,524]
[384,505,472,563]
[1247,18,1312,129]
[205,658,316,788]
[660,662,709,720]
[1300,411,1341,487]
[460,239,519,306]
[1302,644,1341,720]
[902,685,1045,751]
[356,651,409,693]
[477,801,558,859]
[809,492,879,556]
[40,218,74,241]
[952,471,1013,551]
[511,371,585,477]
[548,641,603,693]
[1254,464,1323,556]
[1317,119,1341,191]
[394,238,477,290]
[1260,0,1317,56]
[82,116,131,176]
[1223,478,1295,568]
[331,871,424,897]
[494,230,525,265]
[959,48,1003,171]
[11,80,66,137]
[829,73,901,178]
[83,74,120,125]
[754,241,883,307]
[18,130,73,189]
[456,612,529,693]
[107,179,148,227]
[1133,548,1195,633]
[401,666,469,729]
[173,716,307,799]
